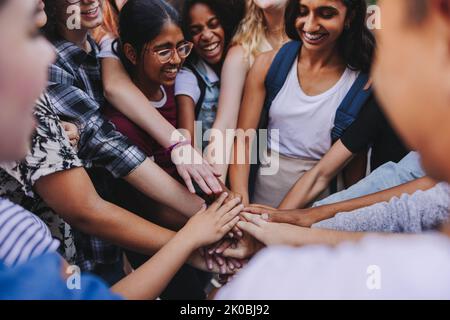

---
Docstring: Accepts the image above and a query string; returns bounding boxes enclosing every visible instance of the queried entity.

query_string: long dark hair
[285,0,375,73]
[114,0,181,76]
[181,0,245,54]
[41,0,59,40]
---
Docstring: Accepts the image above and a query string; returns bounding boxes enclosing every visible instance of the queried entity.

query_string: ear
[123,43,138,66]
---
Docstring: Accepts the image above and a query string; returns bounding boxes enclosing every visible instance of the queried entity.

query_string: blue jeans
[313,152,425,207]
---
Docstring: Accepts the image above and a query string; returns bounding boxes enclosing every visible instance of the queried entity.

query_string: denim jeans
[313,152,425,206]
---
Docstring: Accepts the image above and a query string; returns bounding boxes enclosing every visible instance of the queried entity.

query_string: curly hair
[181,0,245,52]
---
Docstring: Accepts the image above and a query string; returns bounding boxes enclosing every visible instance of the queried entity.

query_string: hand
[200,245,246,274]
[215,184,244,239]
[62,121,80,147]
[188,249,239,275]
[220,232,264,260]
[236,212,313,246]
[171,144,223,195]
[245,204,315,228]
[181,193,243,249]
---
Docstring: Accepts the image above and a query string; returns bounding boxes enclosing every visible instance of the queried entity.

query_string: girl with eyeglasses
[103,0,194,180]
[97,0,224,197]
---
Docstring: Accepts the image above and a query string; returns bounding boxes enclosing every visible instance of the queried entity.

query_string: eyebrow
[154,40,187,50]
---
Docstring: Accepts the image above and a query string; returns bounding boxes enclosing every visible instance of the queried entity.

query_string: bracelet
[166,140,191,155]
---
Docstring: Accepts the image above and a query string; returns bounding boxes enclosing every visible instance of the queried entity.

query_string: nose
[201,29,214,42]
[303,14,320,33]
[170,49,182,65]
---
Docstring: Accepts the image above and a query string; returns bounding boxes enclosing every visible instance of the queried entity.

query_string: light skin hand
[171,144,223,195]
[181,193,244,249]
[61,121,79,147]
[236,212,313,246]
[245,204,316,228]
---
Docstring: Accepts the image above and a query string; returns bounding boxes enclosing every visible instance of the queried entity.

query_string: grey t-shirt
[312,182,450,233]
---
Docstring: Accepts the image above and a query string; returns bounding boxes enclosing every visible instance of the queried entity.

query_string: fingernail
[238,231,243,237]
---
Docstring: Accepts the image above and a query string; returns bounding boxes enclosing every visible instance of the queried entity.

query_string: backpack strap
[331,72,372,141]
[263,41,302,114]
[184,62,207,119]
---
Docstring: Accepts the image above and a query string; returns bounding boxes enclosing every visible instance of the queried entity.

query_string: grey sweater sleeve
[312,183,450,233]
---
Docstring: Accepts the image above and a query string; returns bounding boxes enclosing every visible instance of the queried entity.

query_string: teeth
[304,32,325,41]
[165,68,177,73]
[204,43,219,52]
[83,7,97,14]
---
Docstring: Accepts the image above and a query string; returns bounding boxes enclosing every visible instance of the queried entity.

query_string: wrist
[174,227,200,252]
[168,140,191,155]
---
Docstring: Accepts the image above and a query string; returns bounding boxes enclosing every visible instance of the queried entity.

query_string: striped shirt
[0,198,60,267]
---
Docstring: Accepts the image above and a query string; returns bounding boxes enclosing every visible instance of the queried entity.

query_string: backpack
[249,41,373,198]
[184,61,207,119]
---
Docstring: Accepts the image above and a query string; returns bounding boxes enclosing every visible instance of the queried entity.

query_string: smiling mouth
[202,42,220,52]
[81,6,99,16]
[162,66,179,78]
[302,32,328,43]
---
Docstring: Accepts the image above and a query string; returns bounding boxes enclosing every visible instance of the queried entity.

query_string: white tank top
[268,57,359,160]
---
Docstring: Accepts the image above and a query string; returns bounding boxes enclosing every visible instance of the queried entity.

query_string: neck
[300,45,343,70]
[58,23,90,52]
[263,6,287,49]
[134,72,163,102]
[263,6,285,35]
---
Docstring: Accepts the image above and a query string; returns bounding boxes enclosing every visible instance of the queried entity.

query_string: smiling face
[188,3,225,66]
[295,0,347,52]
[0,0,55,161]
[140,22,187,87]
[55,0,104,32]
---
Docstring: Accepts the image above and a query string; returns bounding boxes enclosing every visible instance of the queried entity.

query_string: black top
[340,97,409,170]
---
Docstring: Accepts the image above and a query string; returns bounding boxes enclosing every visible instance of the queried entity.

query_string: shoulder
[248,49,278,81]
[223,45,249,70]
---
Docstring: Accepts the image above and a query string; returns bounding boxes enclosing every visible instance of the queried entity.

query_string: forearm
[68,200,175,256]
[307,176,437,225]
[279,169,332,210]
[103,58,185,147]
[125,159,205,217]
[277,225,368,247]
[111,230,195,300]
[36,168,176,256]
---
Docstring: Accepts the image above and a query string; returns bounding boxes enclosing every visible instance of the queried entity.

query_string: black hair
[181,0,245,54]
[285,0,375,74]
[115,0,181,76]
[41,0,60,40]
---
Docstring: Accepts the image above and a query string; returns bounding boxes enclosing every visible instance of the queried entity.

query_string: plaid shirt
[46,36,146,178]
[0,95,121,272]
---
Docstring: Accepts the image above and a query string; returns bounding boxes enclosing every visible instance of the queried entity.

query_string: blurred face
[295,0,348,52]
[373,0,450,181]
[35,0,47,28]
[0,0,55,161]
[253,0,288,10]
[188,3,225,66]
[55,0,104,31]
[139,22,189,87]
